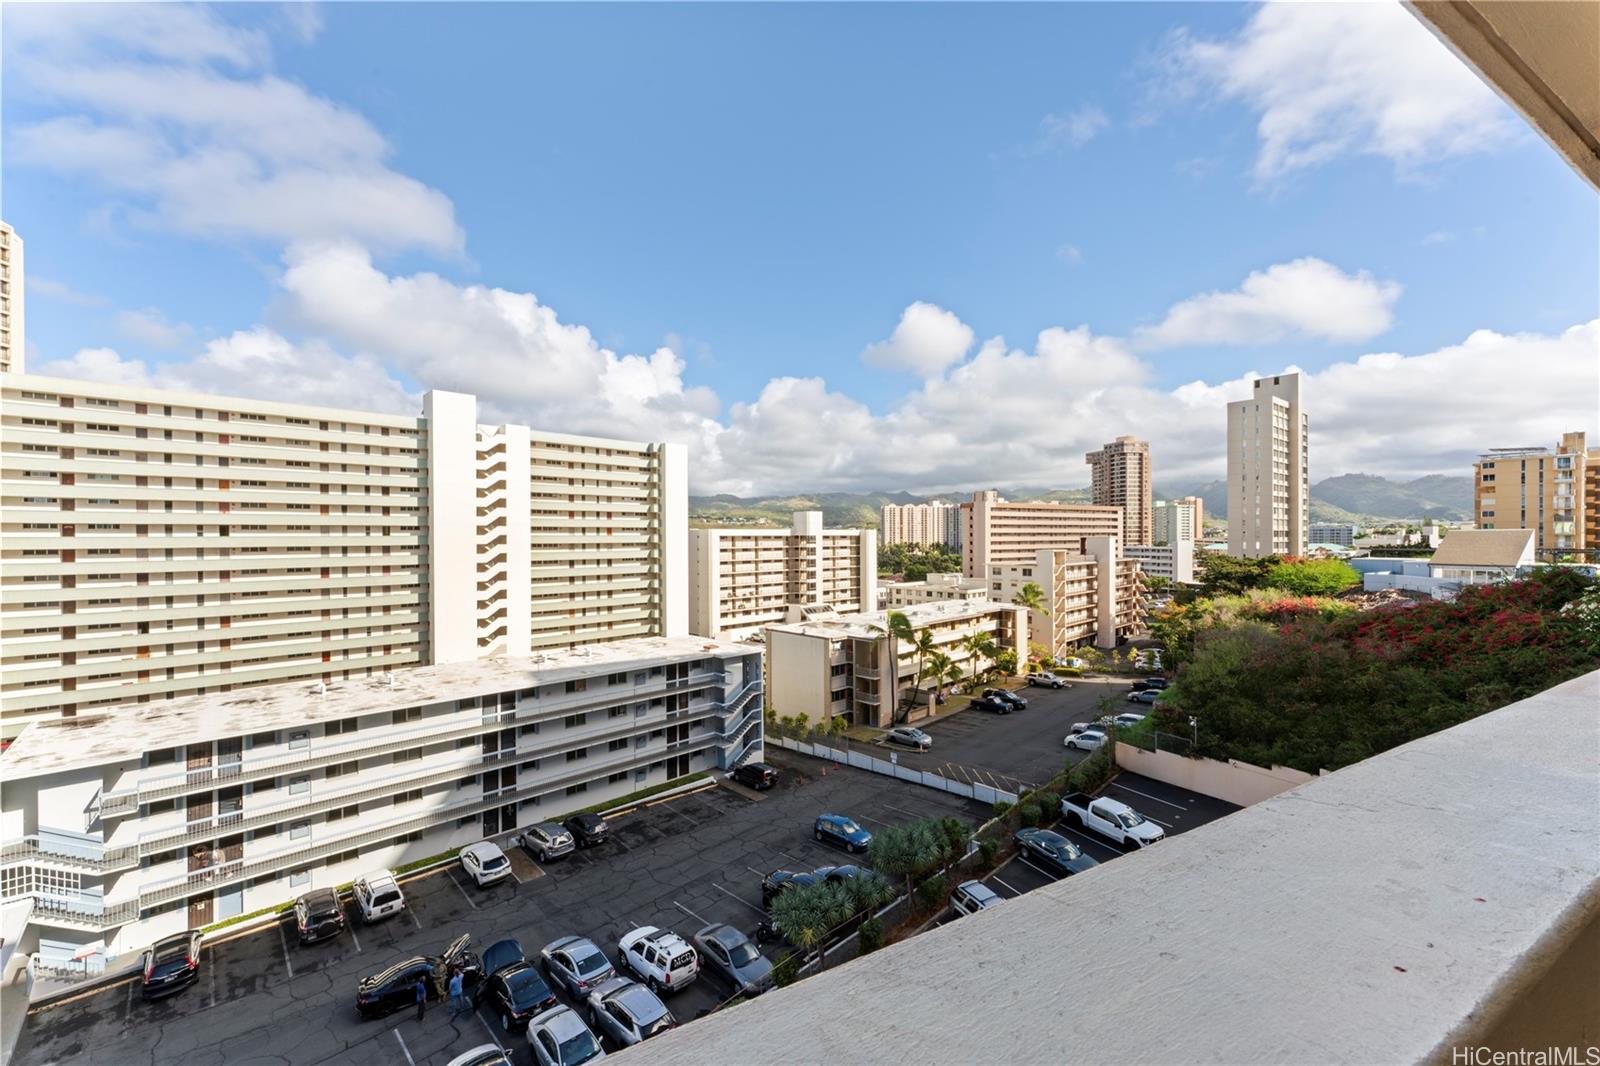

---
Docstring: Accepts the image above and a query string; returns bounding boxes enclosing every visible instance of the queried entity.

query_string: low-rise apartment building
[0,637,762,970]
[688,511,875,642]
[1308,523,1357,548]
[1474,432,1598,556]
[986,537,1142,655]
[765,601,1025,729]
[879,500,961,548]
[0,375,688,736]
[959,490,1123,578]
[881,572,989,608]
[1122,542,1195,585]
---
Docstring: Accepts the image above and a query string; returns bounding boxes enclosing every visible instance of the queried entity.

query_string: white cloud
[1421,230,1455,246]
[1134,257,1401,349]
[860,302,976,378]
[115,307,193,349]
[1036,105,1110,150]
[4,5,461,254]
[1056,244,1084,264]
[1158,3,1518,181]
[27,276,108,308]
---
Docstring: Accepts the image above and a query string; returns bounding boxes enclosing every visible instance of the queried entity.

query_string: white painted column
[859,528,878,613]
[424,390,478,664]
[1086,535,1119,650]
[659,442,689,637]
[502,424,533,655]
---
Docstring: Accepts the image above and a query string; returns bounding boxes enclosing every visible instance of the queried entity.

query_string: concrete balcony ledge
[636,670,1600,1064]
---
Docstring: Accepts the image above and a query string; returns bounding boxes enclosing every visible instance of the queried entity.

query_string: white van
[352,869,406,923]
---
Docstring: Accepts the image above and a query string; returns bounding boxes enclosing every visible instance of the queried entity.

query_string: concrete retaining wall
[771,737,1018,806]
[1115,742,1317,807]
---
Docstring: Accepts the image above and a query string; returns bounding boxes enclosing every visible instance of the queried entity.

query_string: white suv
[459,841,513,887]
[352,870,405,923]
[617,926,699,993]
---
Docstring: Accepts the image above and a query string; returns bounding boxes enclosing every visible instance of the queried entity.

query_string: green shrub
[1017,803,1041,827]
[916,874,946,910]
[992,800,1013,818]
[858,917,884,954]
[977,837,1000,866]
[1034,790,1060,817]
[937,816,969,858]
[771,952,799,987]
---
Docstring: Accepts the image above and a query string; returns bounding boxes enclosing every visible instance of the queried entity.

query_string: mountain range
[688,474,1475,529]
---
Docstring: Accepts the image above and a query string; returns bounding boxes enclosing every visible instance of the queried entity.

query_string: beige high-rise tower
[1227,373,1308,558]
[1085,436,1152,546]
[0,221,23,374]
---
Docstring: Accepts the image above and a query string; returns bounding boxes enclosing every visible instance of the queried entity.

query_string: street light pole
[1188,716,1198,748]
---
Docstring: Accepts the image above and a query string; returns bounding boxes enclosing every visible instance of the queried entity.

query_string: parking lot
[14,763,986,1066]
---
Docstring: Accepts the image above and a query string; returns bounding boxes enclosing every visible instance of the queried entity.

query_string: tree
[1265,559,1361,596]
[994,648,1019,678]
[905,628,937,716]
[1027,641,1052,671]
[1012,582,1049,616]
[960,632,998,684]
[1197,552,1278,596]
[1145,575,1172,594]
[940,658,964,694]
[925,650,954,698]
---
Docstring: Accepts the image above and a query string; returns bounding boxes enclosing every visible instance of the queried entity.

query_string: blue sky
[4,2,1596,494]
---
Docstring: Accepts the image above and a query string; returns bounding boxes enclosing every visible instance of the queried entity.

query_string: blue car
[814,815,872,854]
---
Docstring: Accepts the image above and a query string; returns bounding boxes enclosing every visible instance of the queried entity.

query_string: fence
[769,737,1021,807]
[1115,742,1319,807]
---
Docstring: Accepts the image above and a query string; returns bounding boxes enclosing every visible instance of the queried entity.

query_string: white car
[460,841,514,887]
[1111,712,1147,729]
[352,870,405,923]
[446,1045,513,1066]
[886,726,932,750]
[527,1005,605,1066]
[618,926,699,993]
[1065,729,1106,752]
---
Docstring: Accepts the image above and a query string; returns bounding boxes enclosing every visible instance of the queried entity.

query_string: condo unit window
[608,738,628,752]
[85,423,119,433]
[326,805,359,823]
[608,672,627,685]
[566,748,589,762]
[20,417,58,427]
[395,747,423,762]
[84,397,119,408]
[520,723,540,735]
[392,706,422,725]
[565,678,587,694]
[288,730,309,750]
[86,449,119,458]
[566,783,588,796]
[325,761,359,779]
[290,869,310,887]
[21,445,57,453]
[20,391,56,401]
[609,706,627,719]
[564,713,588,728]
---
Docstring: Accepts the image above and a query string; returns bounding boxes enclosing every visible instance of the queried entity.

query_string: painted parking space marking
[346,920,362,953]
[713,884,768,917]
[476,1008,507,1053]
[856,813,891,828]
[1017,857,1062,882]
[393,1029,416,1066]
[881,803,928,819]
[989,874,1023,897]
[208,944,218,1008]
[447,869,481,911]
[276,920,296,979]
[1109,784,1189,812]
[674,900,712,926]
[406,903,423,931]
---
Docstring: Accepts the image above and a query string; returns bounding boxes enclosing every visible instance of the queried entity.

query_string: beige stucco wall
[1116,742,1316,807]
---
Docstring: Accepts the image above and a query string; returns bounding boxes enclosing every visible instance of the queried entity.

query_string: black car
[1013,828,1100,879]
[1144,677,1170,690]
[563,812,609,848]
[971,696,1012,715]
[817,864,874,886]
[760,869,820,907]
[983,688,1027,710]
[479,961,560,1034]
[356,934,480,1019]
[293,888,347,945]
[732,762,778,790]
[141,930,202,1000]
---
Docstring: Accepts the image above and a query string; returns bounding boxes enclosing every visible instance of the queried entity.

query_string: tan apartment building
[987,536,1143,654]
[1227,373,1309,558]
[1085,436,1152,546]
[1474,432,1598,556]
[765,600,1025,729]
[0,374,688,736]
[882,571,989,609]
[688,511,876,642]
[880,500,961,548]
[0,221,21,375]
[959,490,1123,578]
[1153,498,1201,545]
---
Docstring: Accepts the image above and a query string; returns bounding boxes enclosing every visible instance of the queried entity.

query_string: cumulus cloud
[860,301,976,378]
[1134,257,1402,349]
[1155,3,1518,181]
[1036,105,1111,150]
[4,4,461,253]
[115,307,193,349]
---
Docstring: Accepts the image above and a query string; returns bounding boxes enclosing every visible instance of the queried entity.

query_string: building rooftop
[1,636,753,778]
[635,669,1600,1064]
[766,599,1020,640]
[1428,528,1536,568]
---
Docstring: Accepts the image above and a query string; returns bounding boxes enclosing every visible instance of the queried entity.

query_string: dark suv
[983,688,1027,710]
[563,812,609,848]
[971,695,1012,714]
[141,930,202,1000]
[732,763,778,790]
[293,888,347,945]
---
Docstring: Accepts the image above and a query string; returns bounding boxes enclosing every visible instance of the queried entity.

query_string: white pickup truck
[1060,793,1165,849]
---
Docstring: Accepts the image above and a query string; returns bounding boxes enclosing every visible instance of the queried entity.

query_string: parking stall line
[1109,785,1189,812]
[1056,823,1109,851]
[476,1009,507,1053]
[881,803,927,820]
[1017,857,1061,882]
[667,805,702,829]
[674,900,712,926]
[276,920,296,979]
[123,977,135,1023]
[448,869,481,911]
[856,813,891,828]
[393,1029,416,1066]
[713,884,768,917]
[208,944,218,1008]
[745,865,770,879]
[406,903,423,931]
[347,921,362,953]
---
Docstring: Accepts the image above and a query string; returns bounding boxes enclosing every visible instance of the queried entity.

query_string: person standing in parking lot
[447,967,467,1017]
[414,975,428,1022]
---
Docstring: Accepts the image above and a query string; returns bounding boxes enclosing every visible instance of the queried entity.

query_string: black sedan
[562,812,609,848]
[356,934,479,1019]
[971,696,1012,715]
[479,961,560,1034]
[141,930,202,1000]
[760,869,820,907]
[293,888,347,944]
[1013,828,1100,879]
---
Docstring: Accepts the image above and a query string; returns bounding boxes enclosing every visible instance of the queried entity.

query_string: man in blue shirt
[414,975,428,1021]
[448,967,468,1017]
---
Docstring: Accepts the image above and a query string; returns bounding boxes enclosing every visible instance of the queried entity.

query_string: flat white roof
[1,636,754,778]
[766,600,1019,641]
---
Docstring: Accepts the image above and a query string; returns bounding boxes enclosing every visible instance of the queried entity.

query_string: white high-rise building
[0,221,23,375]
[1152,499,1200,546]
[880,500,961,548]
[1227,373,1309,558]
[0,374,688,735]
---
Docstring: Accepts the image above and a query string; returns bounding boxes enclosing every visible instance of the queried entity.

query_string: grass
[201,902,290,935]
[395,847,462,876]
[582,771,714,815]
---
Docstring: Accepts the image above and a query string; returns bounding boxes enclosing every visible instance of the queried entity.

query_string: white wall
[503,423,533,655]
[661,443,689,637]
[765,629,831,724]
[424,390,479,664]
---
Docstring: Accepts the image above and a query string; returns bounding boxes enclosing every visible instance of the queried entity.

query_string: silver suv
[517,822,575,862]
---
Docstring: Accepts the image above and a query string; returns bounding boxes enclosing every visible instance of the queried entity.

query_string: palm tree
[925,650,953,700]
[1012,581,1049,616]
[941,659,964,695]
[960,631,999,685]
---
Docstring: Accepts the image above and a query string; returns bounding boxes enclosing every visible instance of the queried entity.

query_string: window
[566,748,589,762]
[393,788,423,805]
[566,783,589,796]
[289,776,309,795]
[288,730,309,750]
[564,713,588,728]
[391,707,421,725]
[326,805,359,823]
[565,678,587,694]
[608,706,627,719]
[290,822,310,841]
[290,869,310,887]
[325,761,359,779]
[325,717,359,736]
[520,722,540,735]
[609,771,628,784]
[395,747,423,763]
[608,738,628,752]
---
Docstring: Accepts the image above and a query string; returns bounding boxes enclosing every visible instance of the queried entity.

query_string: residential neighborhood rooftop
[1428,528,1537,568]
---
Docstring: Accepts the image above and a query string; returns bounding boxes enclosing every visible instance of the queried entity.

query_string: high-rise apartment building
[1474,432,1598,556]
[1152,499,1200,546]
[987,537,1143,653]
[1227,373,1308,558]
[959,490,1123,578]
[1176,495,1205,537]
[0,374,687,736]
[0,221,22,375]
[688,511,876,641]
[1085,436,1152,547]
[879,500,961,549]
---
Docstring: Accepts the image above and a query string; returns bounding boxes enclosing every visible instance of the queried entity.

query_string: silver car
[539,936,616,998]
[950,880,1004,916]
[527,1005,605,1066]
[518,822,575,862]
[585,977,675,1048]
[886,726,932,751]
[692,923,773,996]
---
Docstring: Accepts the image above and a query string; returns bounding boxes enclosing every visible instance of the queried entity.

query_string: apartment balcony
[642,671,1600,1064]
